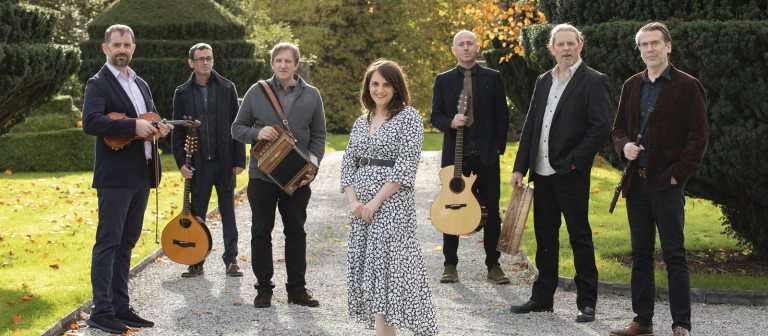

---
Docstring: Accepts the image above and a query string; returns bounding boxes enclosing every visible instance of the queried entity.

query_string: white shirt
[105,63,151,159]
[534,59,582,176]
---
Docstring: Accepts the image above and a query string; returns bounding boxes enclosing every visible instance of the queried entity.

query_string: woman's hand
[361,200,382,224]
[349,199,365,218]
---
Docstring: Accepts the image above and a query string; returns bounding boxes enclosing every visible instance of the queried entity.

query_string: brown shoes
[672,326,691,336]
[253,290,272,308]
[609,321,654,336]
[440,265,459,283]
[181,264,204,278]
[287,289,319,307]
[487,265,510,284]
[225,263,243,277]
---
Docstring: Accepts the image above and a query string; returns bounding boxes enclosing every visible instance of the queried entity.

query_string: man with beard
[82,24,171,334]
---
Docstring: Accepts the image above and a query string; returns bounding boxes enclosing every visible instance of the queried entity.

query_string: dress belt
[355,157,395,168]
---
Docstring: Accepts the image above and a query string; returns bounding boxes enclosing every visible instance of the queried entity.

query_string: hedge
[0,128,95,172]
[488,19,768,256]
[0,0,57,44]
[9,96,81,134]
[538,0,767,25]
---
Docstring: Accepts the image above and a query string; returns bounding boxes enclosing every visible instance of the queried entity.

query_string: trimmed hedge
[538,0,767,25]
[489,18,768,256]
[0,128,95,172]
[86,0,245,41]
[9,96,81,133]
[0,1,57,44]
[0,1,80,136]
[79,0,265,126]
[79,39,255,60]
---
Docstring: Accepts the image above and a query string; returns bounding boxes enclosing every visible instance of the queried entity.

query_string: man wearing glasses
[172,42,246,278]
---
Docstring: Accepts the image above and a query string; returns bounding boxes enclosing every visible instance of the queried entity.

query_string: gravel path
[80,151,768,336]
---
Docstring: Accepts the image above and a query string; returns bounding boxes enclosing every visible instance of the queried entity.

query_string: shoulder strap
[258,80,295,139]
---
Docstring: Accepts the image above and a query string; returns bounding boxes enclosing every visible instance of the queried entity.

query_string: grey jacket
[232,75,327,182]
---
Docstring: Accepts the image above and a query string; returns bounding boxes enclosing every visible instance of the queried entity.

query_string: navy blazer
[513,62,613,180]
[82,65,161,188]
[430,65,509,167]
[171,70,246,193]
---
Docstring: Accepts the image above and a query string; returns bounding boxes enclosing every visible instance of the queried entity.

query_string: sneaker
[253,290,273,308]
[609,321,654,336]
[85,315,130,334]
[181,264,204,278]
[440,265,459,283]
[673,326,691,336]
[487,265,510,284]
[225,263,243,277]
[287,289,319,307]
[115,307,154,328]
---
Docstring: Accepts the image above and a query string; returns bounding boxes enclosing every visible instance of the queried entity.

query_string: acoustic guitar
[430,93,487,235]
[161,128,213,265]
[104,112,194,150]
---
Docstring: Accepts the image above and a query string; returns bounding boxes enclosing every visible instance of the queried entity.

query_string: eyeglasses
[193,56,214,63]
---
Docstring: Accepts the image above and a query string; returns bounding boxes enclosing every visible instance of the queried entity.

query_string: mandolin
[430,93,487,235]
[104,112,196,150]
[161,127,212,265]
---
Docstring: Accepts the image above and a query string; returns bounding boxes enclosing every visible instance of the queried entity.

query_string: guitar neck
[453,126,464,178]
[182,154,192,216]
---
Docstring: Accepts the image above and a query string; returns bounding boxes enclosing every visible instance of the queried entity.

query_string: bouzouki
[104,112,196,150]
[161,126,213,265]
[430,93,487,235]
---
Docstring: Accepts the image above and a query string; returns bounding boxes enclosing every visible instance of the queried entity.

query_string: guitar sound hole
[448,177,465,193]
[180,218,191,228]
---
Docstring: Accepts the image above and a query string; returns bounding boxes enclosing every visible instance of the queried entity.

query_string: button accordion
[250,125,318,196]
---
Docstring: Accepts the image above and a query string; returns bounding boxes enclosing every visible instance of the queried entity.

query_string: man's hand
[156,121,173,137]
[450,114,468,129]
[258,126,279,141]
[623,142,644,160]
[233,167,245,175]
[180,165,194,179]
[510,172,524,187]
[299,172,315,187]
[671,176,678,185]
[135,119,157,138]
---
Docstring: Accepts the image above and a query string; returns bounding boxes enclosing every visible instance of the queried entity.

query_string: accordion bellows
[250,125,318,196]
[497,183,534,255]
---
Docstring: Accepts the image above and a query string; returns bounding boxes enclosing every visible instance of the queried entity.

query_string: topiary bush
[78,0,266,123]
[487,2,768,256]
[9,95,81,133]
[0,128,95,172]
[0,0,80,136]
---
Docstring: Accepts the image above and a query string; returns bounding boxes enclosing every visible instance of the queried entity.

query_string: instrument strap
[258,80,296,141]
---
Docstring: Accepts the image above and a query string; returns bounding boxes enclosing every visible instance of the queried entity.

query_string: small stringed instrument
[104,112,195,150]
[430,93,487,235]
[161,126,212,265]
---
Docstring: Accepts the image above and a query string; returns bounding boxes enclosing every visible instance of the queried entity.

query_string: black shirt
[638,64,671,167]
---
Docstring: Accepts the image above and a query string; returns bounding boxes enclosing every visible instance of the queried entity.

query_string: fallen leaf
[21,283,28,288]
[599,223,605,228]
[7,301,16,306]
[238,255,248,262]
[49,264,60,270]
[12,313,23,323]
[70,323,78,330]
[475,239,484,244]
[4,169,12,175]
[21,294,33,301]
[232,300,242,306]
[433,245,443,251]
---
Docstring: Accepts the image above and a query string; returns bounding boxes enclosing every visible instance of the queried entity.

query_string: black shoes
[510,300,554,314]
[253,290,273,308]
[576,306,596,322]
[287,289,320,307]
[85,315,130,334]
[115,307,154,328]
[181,264,204,278]
[225,263,244,277]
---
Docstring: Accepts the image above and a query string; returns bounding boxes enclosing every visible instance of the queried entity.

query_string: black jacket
[172,70,246,192]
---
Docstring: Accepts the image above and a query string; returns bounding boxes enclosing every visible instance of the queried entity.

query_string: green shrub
[0,128,95,171]
[489,17,768,256]
[0,1,80,136]
[9,96,81,133]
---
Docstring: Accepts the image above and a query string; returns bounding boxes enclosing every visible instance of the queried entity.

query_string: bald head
[453,30,477,46]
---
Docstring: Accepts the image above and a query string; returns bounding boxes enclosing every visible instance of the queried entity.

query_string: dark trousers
[443,155,502,269]
[247,178,311,293]
[530,170,598,309]
[626,179,691,331]
[190,160,238,266]
[91,181,149,318]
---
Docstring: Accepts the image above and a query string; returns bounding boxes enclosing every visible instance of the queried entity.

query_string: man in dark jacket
[609,22,708,336]
[172,43,246,278]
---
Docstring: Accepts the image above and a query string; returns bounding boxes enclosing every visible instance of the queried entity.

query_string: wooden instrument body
[161,127,212,265]
[250,125,318,196]
[497,183,534,255]
[104,112,197,150]
[430,165,487,235]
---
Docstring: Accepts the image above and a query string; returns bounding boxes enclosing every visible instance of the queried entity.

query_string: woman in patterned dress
[341,59,438,336]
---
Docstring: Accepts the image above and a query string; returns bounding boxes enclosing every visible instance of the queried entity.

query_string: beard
[109,53,132,67]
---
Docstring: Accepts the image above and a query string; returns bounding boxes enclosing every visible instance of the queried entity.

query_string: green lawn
[0,138,764,335]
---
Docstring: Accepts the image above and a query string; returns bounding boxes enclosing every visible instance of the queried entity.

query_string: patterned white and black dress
[340,106,438,335]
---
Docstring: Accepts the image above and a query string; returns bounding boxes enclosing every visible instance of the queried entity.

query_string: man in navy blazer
[81,24,171,334]
[430,30,510,285]
[510,24,612,322]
